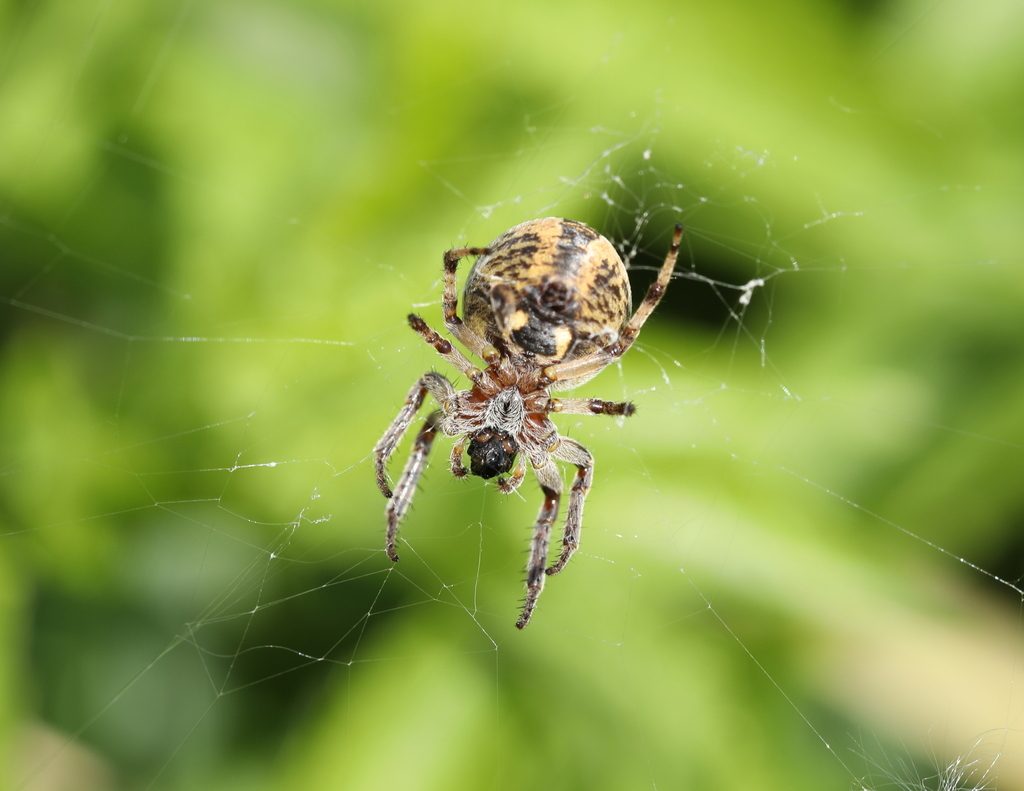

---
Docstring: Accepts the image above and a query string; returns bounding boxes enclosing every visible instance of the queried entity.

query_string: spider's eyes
[468,430,519,479]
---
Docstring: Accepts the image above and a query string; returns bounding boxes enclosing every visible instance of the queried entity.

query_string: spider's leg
[547,437,593,576]
[516,458,561,629]
[385,410,442,562]
[612,222,683,353]
[549,397,636,417]
[408,314,482,380]
[442,246,491,358]
[540,223,682,385]
[373,372,454,498]
[449,438,468,479]
[497,453,527,495]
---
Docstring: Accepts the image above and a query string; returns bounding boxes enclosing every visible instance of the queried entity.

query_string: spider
[373,216,682,629]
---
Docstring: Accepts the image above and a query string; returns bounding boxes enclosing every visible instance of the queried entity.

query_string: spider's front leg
[374,371,456,562]
[383,410,443,562]
[547,437,593,576]
[542,400,626,573]
[373,372,454,498]
[516,458,562,629]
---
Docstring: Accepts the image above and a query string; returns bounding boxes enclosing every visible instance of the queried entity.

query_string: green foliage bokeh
[2,0,1024,789]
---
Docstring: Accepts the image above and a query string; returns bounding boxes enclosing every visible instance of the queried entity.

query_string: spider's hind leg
[540,223,683,386]
[385,410,442,562]
[442,245,492,357]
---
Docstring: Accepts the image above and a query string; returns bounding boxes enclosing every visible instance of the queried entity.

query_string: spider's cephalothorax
[467,430,518,479]
[373,217,682,629]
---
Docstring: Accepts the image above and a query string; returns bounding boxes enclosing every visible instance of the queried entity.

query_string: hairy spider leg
[541,223,683,386]
[407,313,481,381]
[442,245,492,358]
[449,438,468,478]
[549,397,637,417]
[497,453,527,495]
[546,437,594,576]
[384,411,441,562]
[372,371,455,499]
[516,458,562,629]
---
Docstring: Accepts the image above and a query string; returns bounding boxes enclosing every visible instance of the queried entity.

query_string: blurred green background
[2,0,1024,789]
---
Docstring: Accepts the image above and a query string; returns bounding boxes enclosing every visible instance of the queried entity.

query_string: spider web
[2,0,1023,789]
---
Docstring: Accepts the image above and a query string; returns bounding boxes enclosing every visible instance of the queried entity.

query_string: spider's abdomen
[462,217,631,364]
